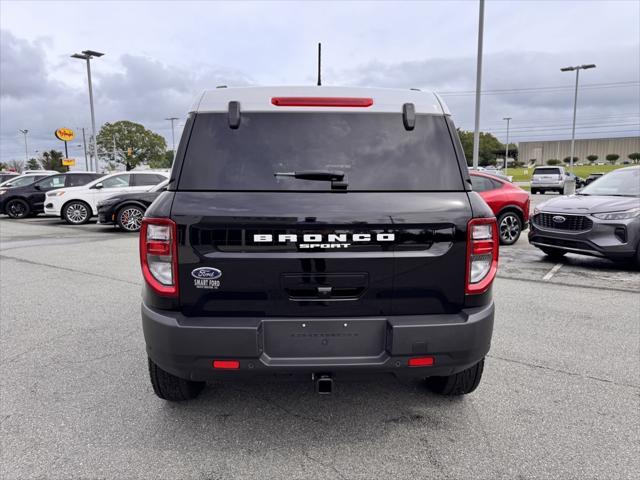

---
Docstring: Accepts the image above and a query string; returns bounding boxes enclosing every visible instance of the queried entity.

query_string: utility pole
[560,63,596,171]
[503,117,512,177]
[19,129,29,162]
[71,50,104,172]
[165,117,179,155]
[80,127,89,171]
[472,0,485,170]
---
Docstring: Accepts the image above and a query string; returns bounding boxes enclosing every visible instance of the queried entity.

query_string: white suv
[530,166,568,194]
[45,171,168,224]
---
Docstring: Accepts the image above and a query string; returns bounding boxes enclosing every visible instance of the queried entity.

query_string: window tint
[6,175,40,187]
[35,175,66,189]
[471,175,497,192]
[134,174,165,186]
[101,174,130,188]
[67,175,96,187]
[533,168,561,175]
[179,113,463,191]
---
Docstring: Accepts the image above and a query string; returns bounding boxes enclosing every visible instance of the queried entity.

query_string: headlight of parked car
[592,207,640,220]
[47,191,66,197]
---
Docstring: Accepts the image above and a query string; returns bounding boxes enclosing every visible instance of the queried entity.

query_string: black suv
[140,87,498,401]
[0,172,102,218]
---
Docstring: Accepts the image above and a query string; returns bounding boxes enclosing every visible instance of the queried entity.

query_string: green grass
[509,164,628,183]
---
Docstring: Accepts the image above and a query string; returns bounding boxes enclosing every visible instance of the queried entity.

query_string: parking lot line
[542,263,563,281]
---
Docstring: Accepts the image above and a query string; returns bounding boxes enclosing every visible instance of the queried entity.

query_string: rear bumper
[142,302,494,381]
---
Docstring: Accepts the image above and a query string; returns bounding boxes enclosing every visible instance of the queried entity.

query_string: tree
[457,129,504,166]
[605,154,619,165]
[0,162,8,171]
[149,150,174,169]
[547,159,561,165]
[40,150,66,172]
[26,158,40,170]
[627,152,640,164]
[8,160,24,173]
[563,156,578,164]
[97,121,167,171]
[586,154,598,164]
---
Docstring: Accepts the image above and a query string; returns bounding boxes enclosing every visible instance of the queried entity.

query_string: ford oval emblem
[191,267,222,280]
[552,215,566,223]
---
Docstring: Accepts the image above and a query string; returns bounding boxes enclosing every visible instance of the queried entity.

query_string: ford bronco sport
[140,86,498,401]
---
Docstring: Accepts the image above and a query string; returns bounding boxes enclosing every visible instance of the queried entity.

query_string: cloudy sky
[1,0,638,166]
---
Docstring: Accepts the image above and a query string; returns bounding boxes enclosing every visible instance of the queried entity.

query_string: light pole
[78,127,89,171]
[472,0,485,170]
[503,117,511,176]
[560,63,596,170]
[165,117,179,155]
[71,50,104,172]
[18,129,29,162]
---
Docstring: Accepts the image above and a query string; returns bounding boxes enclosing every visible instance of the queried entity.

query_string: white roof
[191,86,451,115]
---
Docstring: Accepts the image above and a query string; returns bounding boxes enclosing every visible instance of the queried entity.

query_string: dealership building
[518,136,640,165]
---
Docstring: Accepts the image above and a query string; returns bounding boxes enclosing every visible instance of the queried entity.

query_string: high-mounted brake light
[140,218,178,297]
[271,97,373,108]
[465,218,499,295]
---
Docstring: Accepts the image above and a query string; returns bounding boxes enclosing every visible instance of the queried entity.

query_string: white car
[45,171,169,224]
[0,172,57,188]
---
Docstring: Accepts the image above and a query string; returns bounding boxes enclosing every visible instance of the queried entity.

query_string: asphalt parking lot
[1,196,639,480]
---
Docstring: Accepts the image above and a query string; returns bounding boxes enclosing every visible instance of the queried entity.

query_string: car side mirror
[93,182,103,189]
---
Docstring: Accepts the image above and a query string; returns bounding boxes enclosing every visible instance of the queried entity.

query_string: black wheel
[540,247,567,260]
[116,204,145,232]
[531,188,537,195]
[425,358,484,396]
[63,201,91,225]
[5,198,30,219]
[497,211,522,245]
[148,357,205,401]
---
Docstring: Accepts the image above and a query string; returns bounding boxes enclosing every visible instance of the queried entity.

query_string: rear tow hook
[313,373,334,395]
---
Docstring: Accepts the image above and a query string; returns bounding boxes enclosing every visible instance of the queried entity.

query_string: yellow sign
[62,158,76,166]
[55,128,75,142]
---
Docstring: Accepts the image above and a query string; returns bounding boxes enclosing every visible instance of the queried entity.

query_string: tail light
[466,218,499,294]
[140,218,178,297]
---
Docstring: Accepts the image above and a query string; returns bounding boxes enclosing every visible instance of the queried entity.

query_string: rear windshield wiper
[274,170,348,189]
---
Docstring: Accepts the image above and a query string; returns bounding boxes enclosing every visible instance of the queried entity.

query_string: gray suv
[530,166,567,194]
[529,166,640,265]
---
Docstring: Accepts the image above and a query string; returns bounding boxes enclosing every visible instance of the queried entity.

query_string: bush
[547,159,561,165]
[563,156,579,164]
[586,155,598,163]
[627,152,640,164]
[605,154,620,164]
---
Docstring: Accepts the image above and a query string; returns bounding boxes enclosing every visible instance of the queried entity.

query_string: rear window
[533,168,561,175]
[178,113,463,191]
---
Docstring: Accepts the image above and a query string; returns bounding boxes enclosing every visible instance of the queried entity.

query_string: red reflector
[147,241,170,255]
[408,356,435,367]
[271,97,373,107]
[213,360,240,370]
[472,240,494,255]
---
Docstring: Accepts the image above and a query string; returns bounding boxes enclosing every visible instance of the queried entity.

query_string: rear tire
[63,200,91,225]
[116,204,145,232]
[148,357,205,401]
[531,188,537,195]
[425,358,484,396]
[540,247,567,260]
[5,198,30,219]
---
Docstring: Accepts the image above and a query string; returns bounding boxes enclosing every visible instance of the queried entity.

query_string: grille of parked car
[533,213,593,231]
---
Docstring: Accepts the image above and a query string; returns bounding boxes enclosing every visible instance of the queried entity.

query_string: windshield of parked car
[179,112,464,191]
[579,168,640,197]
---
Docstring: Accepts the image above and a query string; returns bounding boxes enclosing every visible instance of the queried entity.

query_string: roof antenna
[317,42,322,86]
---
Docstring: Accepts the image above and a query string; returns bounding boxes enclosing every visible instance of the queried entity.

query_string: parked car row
[0,170,168,230]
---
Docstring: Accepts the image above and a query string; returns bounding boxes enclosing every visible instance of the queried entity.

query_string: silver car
[530,166,568,194]
[529,166,640,265]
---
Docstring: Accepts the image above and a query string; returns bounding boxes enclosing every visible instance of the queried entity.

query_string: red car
[469,171,530,245]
